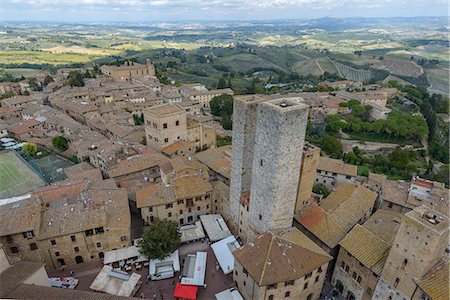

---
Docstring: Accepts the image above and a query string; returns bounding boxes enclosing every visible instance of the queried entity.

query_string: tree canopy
[137,219,181,261]
[210,94,233,130]
[22,142,37,157]
[52,136,68,151]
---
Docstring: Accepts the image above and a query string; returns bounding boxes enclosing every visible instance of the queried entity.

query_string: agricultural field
[0,19,448,94]
[331,60,372,82]
[0,50,99,66]
[1,68,41,78]
[372,59,423,77]
[427,68,450,96]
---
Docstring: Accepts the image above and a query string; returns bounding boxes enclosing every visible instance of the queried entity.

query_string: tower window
[394,278,400,288]
[260,159,263,166]
[259,214,262,220]
[401,259,408,270]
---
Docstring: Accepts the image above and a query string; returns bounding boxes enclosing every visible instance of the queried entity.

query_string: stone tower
[373,205,448,300]
[296,143,320,211]
[246,98,309,242]
[229,95,267,234]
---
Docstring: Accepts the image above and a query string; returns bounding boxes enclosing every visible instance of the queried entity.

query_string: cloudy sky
[2,0,448,22]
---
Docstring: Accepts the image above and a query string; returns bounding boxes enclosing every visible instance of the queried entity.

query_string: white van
[149,250,180,281]
[150,262,175,280]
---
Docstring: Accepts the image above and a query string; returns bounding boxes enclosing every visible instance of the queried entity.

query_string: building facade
[373,205,448,300]
[296,143,320,211]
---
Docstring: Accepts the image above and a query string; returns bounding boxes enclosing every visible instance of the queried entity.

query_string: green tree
[217,136,232,147]
[137,219,181,260]
[52,136,68,151]
[434,164,449,187]
[22,142,37,157]
[320,135,343,158]
[210,94,233,130]
[313,184,330,197]
[217,77,226,89]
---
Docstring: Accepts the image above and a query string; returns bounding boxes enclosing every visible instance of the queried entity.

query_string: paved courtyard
[48,240,234,299]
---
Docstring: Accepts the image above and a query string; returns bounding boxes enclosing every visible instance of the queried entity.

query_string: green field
[0,151,46,198]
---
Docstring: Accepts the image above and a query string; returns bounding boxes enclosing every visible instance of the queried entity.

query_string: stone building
[412,258,449,300]
[315,157,357,190]
[144,104,188,150]
[136,157,213,226]
[107,150,168,183]
[373,205,448,300]
[294,184,377,259]
[179,83,234,111]
[100,60,156,82]
[229,95,267,234]
[296,143,320,211]
[186,118,216,151]
[331,210,403,300]
[367,174,449,215]
[367,173,411,213]
[144,104,216,153]
[0,179,131,269]
[229,96,309,242]
[194,146,233,223]
[233,227,332,300]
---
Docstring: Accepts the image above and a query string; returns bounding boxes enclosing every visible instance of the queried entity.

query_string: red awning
[173,283,198,300]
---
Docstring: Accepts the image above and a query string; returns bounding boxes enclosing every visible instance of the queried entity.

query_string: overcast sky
[2,0,448,23]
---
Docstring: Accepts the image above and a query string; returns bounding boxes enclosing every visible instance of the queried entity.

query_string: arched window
[347,291,355,300]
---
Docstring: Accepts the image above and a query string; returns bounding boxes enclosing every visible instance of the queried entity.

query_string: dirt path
[315,59,324,74]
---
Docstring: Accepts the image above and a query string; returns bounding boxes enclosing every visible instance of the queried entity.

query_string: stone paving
[48,240,234,299]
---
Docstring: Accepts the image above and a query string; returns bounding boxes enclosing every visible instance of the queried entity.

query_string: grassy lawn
[0,151,45,198]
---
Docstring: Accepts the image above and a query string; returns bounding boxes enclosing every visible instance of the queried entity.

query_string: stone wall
[247,99,308,240]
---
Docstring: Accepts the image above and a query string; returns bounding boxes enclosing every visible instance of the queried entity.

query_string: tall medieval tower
[229,96,309,242]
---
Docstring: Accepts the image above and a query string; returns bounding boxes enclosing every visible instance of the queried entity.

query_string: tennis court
[0,151,46,198]
[28,154,75,183]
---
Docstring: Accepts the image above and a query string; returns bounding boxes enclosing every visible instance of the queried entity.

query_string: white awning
[149,250,180,276]
[211,236,240,275]
[89,265,141,297]
[215,288,244,300]
[200,214,232,242]
[103,246,147,265]
[181,251,207,286]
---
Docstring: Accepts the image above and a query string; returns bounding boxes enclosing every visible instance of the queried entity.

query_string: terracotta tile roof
[340,224,390,274]
[296,184,377,248]
[171,175,212,200]
[233,228,332,286]
[0,179,129,241]
[35,181,129,240]
[136,184,163,208]
[0,197,40,236]
[367,173,410,208]
[6,284,134,299]
[412,177,434,189]
[0,261,45,297]
[136,175,211,208]
[194,146,232,179]
[170,156,209,179]
[361,209,403,244]
[295,203,346,248]
[159,160,174,174]
[8,119,40,135]
[317,157,357,177]
[417,258,449,300]
[145,104,184,115]
[108,152,167,178]
[162,141,195,156]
